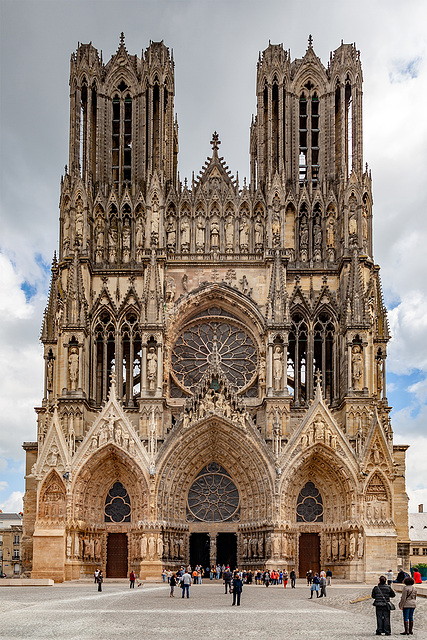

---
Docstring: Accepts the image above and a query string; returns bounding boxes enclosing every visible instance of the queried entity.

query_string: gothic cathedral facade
[22,36,410,582]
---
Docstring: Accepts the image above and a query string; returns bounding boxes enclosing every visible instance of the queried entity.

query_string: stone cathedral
[22,35,410,582]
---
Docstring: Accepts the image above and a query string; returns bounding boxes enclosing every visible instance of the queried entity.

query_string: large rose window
[171,313,258,391]
[187,463,240,522]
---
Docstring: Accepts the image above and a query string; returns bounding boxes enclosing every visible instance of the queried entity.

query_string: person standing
[413,569,422,584]
[94,569,99,584]
[169,573,177,598]
[223,567,232,594]
[319,573,327,598]
[371,575,396,636]
[326,568,332,586]
[283,570,288,588]
[129,570,136,588]
[306,569,313,586]
[181,570,191,599]
[97,570,103,592]
[232,571,243,606]
[309,573,320,598]
[290,569,296,588]
[399,576,417,635]
[385,569,393,585]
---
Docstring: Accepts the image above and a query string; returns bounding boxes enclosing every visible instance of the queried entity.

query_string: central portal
[298,532,320,577]
[106,532,128,577]
[216,532,237,569]
[189,533,210,571]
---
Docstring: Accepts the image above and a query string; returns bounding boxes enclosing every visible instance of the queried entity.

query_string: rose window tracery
[104,481,131,523]
[186,463,240,522]
[171,312,258,392]
[296,481,323,523]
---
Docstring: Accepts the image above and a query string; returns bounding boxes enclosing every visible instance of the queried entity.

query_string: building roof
[0,513,23,528]
[409,512,427,543]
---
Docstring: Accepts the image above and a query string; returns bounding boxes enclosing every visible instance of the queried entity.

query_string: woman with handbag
[371,575,396,636]
[399,576,417,635]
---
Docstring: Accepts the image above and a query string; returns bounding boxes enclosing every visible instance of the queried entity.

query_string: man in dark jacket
[371,575,396,636]
[232,572,243,606]
[223,567,232,594]
[290,569,296,588]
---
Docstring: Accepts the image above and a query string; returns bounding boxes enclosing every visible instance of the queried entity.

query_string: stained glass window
[187,463,240,522]
[296,481,323,522]
[104,481,131,523]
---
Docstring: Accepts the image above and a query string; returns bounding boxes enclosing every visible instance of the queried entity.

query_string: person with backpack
[96,570,103,592]
[309,573,320,598]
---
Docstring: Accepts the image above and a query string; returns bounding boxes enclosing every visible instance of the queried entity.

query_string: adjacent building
[22,35,410,582]
[0,513,23,577]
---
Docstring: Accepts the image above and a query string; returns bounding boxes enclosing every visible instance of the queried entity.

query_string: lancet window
[94,310,116,404]
[112,84,132,186]
[299,85,321,187]
[120,311,142,405]
[288,312,308,404]
[313,312,335,403]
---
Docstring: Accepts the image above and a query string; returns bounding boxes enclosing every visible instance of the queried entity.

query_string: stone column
[156,343,163,393]
[267,341,273,395]
[141,343,147,395]
[347,343,352,391]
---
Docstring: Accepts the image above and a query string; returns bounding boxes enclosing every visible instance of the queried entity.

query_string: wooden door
[298,533,320,578]
[106,533,128,578]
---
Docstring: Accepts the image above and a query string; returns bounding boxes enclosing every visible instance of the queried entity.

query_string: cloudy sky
[1,0,426,515]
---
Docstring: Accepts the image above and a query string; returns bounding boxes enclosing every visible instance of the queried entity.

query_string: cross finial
[120,32,125,47]
[210,131,221,152]
[315,369,322,386]
[308,34,313,48]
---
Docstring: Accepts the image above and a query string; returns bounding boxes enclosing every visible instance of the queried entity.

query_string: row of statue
[66,532,102,561]
[241,532,297,559]
[90,413,137,455]
[325,531,364,562]
[182,388,247,430]
[365,499,389,521]
[140,532,185,560]
[301,417,338,449]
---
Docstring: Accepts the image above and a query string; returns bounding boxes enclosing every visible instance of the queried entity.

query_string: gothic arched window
[104,481,131,523]
[94,310,116,404]
[313,311,335,402]
[288,312,308,404]
[296,481,323,522]
[186,463,240,522]
[299,85,321,187]
[112,88,132,185]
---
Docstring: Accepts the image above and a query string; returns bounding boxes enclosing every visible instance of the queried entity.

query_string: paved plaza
[0,580,425,639]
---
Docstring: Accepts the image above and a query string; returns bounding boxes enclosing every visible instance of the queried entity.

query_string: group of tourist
[371,574,418,636]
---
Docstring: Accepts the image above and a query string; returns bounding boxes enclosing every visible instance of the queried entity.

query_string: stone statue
[75,202,84,240]
[225,216,234,252]
[66,533,72,558]
[327,215,335,246]
[239,217,249,251]
[352,345,363,390]
[258,358,266,398]
[147,347,157,391]
[95,218,104,262]
[272,534,280,558]
[63,214,71,253]
[210,218,220,250]
[108,223,118,262]
[196,216,205,252]
[181,219,190,251]
[47,358,54,392]
[140,534,147,559]
[157,535,163,558]
[165,276,176,303]
[273,345,283,391]
[348,532,356,560]
[122,218,131,263]
[254,217,264,250]
[377,358,383,395]
[68,347,79,390]
[357,532,363,558]
[135,216,145,260]
[94,537,101,560]
[151,200,160,242]
[166,216,176,251]
[339,533,346,560]
[331,534,338,560]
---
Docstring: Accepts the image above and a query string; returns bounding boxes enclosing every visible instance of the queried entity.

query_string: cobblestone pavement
[0,580,425,639]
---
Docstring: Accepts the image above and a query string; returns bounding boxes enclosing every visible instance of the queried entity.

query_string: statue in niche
[239,216,249,251]
[95,218,104,263]
[273,345,283,391]
[196,216,205,252]
[362,208,368,252]
[135,216,145,261]
[108,221,118,263]
[122,218,131,263]
[349,198,358,236]
[66,533,72,558]
[372,442,381,465]
[300,215,308,262]
[165,276,176,303]
[147,347,157,391]
[376,358,383,396]
[163,536,169,559]
[157,535,163,559]
[75,202,84,241]
[47,358,54,393]
[74,533,80,559]
[243,537,248,557]
[254,216,264,250]
[272,197,281,246]
[357,532,363,558]
[140,534,147,559]
[180,219,190,251]
[272,534,280,558]
[348,532,356,560]
[151,200,160,243]
[327,214,335,246]
[63,213,71,253]
[339,533,346,560]
[46,445,59,467]
[313,217,322,261]
[352,345,363,390]
[94,537,101,560]
[332,534,338,561]
[258,357,266,398]
[166,216,176,252]
[68,347,79,390]
[225,215,234,252]
[210,218,220,250]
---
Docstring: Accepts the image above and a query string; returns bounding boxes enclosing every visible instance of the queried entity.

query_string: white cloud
[0,491,23,514]
[0,481,8,492]
[388,293,427,375]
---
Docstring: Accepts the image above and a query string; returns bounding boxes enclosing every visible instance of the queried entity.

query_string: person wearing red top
[413,570,422,584]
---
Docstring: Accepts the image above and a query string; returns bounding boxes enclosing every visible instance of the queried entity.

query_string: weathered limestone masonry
[22,35,410,582]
